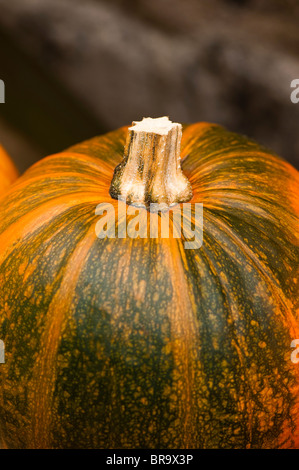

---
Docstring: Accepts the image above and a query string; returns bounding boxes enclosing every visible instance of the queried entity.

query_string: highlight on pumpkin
[0,144,19,195]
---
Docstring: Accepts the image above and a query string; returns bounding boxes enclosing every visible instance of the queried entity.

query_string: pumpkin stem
[109,117,193,210]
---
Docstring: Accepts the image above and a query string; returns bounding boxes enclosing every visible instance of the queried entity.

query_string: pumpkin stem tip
[109,116,193,210]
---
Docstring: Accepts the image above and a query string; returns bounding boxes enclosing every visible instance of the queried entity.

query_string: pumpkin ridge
[180,122,221,161]
[29,227,97,448]
[203,211,294,320]
[12,174,111,195]
[0,204,101,448]
[197,189,297,212]
[179,242,250,447]
[201,193,299,248]
[162,238,198,447]
[186,154,298,190]
[184,230,297,448]
[25,152,117,179]
[0,192,110,248]
[67,128,127,165]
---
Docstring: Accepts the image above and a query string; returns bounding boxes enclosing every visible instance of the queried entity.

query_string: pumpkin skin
[0,123,298,449]
[0,144,19,195]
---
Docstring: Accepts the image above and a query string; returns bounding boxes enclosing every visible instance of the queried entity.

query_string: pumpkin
[0,144,19,195]
[0,117,298,449]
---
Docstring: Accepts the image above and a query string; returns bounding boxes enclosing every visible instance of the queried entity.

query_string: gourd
[0,117,298,449]
[0,144,19,195]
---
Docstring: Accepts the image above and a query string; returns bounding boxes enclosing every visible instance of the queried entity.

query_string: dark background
[0,0,299,172]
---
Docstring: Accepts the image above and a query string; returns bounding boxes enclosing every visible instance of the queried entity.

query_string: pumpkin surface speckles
[0,123,298,448]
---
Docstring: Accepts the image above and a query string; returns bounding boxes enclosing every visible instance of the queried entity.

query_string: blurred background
[0,0,299,172]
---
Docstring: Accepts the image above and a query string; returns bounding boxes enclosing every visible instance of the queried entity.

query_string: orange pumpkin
[0,118,298,449]
[0,144,19,195]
